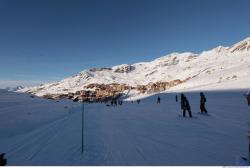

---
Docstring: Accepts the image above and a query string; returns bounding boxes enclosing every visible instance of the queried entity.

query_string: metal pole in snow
[81,101,84,153]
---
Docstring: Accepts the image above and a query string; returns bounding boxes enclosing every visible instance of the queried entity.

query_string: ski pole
[81,100,84,153]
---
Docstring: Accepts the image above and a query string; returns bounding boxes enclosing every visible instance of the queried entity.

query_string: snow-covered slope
[1,90,250,165]
[19,37,250,97]
[5,86,24,92]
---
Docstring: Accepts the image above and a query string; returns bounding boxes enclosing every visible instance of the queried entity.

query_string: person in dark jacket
[0,153,7,166]
[114,99,117,106]
[180,93,192,118]
[175,95,178,102]
[157,96,161,104]
[200,92,208,114]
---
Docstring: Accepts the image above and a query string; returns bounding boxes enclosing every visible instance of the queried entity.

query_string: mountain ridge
[19,37,250,101]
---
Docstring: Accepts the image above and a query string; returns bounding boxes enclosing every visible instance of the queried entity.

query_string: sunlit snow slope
[19,37,250,97]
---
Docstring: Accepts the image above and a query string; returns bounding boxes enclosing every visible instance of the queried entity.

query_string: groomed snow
[1,89,250,165]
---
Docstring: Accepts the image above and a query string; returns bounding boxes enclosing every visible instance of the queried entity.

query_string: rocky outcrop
[145,79,186,94]
[85,83,133,92]
[113,65,135,73]
[41,78,190,102]
[41,83,132,102]
[89,67,112,72]
[136,85,147,94]
[42,94,68,100]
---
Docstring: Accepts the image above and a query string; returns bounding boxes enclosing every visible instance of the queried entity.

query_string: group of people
[157,92,208,118]
[110,99,123,106]
[180,92,208,118]
[109,92,208,118]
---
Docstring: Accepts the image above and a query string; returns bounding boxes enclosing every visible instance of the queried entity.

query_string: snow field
[0,90,250,165]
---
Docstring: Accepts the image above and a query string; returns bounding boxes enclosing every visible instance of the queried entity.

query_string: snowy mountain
[18,37,250,100]
[5,86,24,92]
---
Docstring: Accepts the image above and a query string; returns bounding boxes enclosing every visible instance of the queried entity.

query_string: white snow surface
[1,89,250,165]
[18,37,250,96]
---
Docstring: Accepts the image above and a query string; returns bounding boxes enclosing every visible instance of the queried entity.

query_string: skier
[246,90,250,96]
[247,90,250,157]
[200,92,208,114]
[137,99,140,104]
[180,93,192,118]
[175,95,178,102]
[237,90,250,165]
[157,96,161,104]
[0,153,7,166]
[248,130,250,157]
[244,90,250,106]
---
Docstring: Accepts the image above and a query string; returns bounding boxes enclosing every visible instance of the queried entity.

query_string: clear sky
[1,0,250,88]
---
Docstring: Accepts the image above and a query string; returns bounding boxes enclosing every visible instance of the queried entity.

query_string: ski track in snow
[0,91,250,165]
[6,113,72,164]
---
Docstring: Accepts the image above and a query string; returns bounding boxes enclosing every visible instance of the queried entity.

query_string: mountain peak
[155,52,196,61]
[242,36,250,42]
[229,37,250,53]
[6,86,24,92]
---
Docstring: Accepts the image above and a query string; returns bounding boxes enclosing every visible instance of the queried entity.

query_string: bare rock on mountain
[113,64,135,73]
[229,37,250,53]
[89,67,112,72]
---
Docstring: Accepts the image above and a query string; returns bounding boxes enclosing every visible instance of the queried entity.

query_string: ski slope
[0,89,250,165]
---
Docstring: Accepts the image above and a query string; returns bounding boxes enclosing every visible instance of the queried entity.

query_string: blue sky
[0,0,250,88]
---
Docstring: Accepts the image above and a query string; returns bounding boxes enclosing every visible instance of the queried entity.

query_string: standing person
[200,92,208,114]
[175,95,178,102]
[248,130,250,157]
[180,93,192,118]
[0,153,7,166]
[157,96,161,104]
[244,90,250,106]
